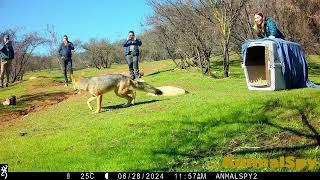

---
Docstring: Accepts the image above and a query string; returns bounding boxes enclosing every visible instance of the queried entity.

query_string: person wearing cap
[58,35,74,86]
[0,34,14,88]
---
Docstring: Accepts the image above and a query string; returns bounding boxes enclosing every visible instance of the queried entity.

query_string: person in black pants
[123,31,142,80]
[58,35,74,86]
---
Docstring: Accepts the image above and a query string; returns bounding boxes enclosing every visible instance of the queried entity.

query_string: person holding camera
[0,34,14,88]
[123,31,142,80]
[58,35,74,86]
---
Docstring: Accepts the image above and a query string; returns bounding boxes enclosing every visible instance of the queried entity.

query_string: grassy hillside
[0,55,320,172]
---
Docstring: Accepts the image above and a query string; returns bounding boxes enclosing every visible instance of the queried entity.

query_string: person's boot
[5,83,8,87]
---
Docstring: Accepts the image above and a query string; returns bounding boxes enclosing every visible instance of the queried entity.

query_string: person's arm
[136,39,142,46]
[58,44,62,56]
[266,18,278,37]
[0,43,6,59]
[69,42,75,50]
[123,40,130,47]
[11,46,14,59]
[0,42,4,50]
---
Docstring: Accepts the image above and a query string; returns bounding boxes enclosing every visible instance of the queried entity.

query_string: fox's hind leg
[87,96,97,110]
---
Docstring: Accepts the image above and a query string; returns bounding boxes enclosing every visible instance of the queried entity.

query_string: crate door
[265,47,271,86]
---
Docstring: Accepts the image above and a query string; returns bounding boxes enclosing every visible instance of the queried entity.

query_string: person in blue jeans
[253,12,285,39]
[123,31,142,80]
[58,35,74,86]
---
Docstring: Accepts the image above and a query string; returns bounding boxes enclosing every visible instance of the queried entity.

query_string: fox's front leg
[95,95,102,113]
[87,96,97,111]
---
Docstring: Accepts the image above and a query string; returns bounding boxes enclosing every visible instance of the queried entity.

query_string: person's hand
[269,36,275,39]
[128,35,134,40]
[134,37,137,41]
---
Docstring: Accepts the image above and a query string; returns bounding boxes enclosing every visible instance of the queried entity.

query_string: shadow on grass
[230,98,320,155]
[308,62,320,84]
[308,62,320,75]
[18,92,69,103]
[104,100,162,110]
[211,71,244,79]
[132,96,320,171]
[144,69,175,77]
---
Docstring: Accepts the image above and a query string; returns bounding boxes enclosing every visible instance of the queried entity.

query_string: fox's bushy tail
[130,80,163,95]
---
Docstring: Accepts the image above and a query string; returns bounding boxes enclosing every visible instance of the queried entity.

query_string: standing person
[253,12,285,39]
[0,35,14,88]
[58,35,74,86]
[123,31,142,80]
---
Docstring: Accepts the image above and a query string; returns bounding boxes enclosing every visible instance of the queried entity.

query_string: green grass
[0,56,320,172]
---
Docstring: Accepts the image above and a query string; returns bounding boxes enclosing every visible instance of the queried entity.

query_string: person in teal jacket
[253,12,285,39]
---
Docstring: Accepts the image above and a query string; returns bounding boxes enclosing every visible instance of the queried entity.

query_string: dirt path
[0,91,76,124]
[0,67,173,125]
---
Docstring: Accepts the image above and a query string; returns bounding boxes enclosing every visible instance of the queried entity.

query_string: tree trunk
[203,56,211,76]
[223,42,229,78]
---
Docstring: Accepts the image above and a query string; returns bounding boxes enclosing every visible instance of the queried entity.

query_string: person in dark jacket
[58,35,74,86]
[253,12,285,39]
[0,34,14,88]
[123,31,142,80]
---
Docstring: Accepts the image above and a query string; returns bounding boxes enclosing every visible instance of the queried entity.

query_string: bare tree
[289,0,320,53]
[82,38,114,69]
[148,0,219,75]
[145,16,182,67]
[194,0,248,77]
[112,40,126,64]
[46,25,63,71]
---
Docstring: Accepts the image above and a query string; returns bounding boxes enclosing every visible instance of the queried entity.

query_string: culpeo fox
[71,74,162,113]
